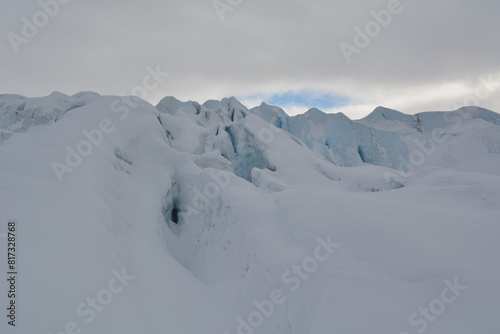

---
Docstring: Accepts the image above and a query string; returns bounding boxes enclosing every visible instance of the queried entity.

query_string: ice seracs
[0,92,499,334]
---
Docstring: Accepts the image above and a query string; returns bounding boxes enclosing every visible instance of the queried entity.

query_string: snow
[250,104,410,169]
[0,93,499,334]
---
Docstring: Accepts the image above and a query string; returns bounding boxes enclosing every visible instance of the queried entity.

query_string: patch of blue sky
[238,90,350,110]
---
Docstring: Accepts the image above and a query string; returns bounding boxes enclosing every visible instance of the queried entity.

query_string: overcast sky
[1,0,499,118]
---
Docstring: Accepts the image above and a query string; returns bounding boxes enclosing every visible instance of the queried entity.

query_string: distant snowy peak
[216,97,249,122]
[1,92,499,176]
[362,106,412,123]
[156,96,248,122]
[249,102,289,129]
[0,91,99,142]
[162,96,500,175]
[201,99,220,109]
[359,105,500,133]
[360,106,415,128]
[156,96,201,116]
[249,103,407,168]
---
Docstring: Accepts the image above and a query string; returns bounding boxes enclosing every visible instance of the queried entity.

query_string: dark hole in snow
[171,207,179,224]
[162,197,182,233]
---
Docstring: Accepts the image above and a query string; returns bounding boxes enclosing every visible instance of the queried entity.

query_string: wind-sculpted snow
[247,103,500,176]
[0,91,99,142]
[248,104,409,169]
[355,106,500,176]
[156,97,270,181]
[0,92,499,334]
[156,94,500,179]
[250,102,290,129]
[361,106,500,135]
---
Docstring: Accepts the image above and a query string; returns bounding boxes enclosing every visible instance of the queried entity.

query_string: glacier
[0,92,499,334]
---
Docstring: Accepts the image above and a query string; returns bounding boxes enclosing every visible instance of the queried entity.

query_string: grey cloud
[0,0,499,117]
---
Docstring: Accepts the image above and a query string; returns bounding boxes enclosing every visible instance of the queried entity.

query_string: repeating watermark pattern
[51,64,169,183]
[48,268,135,334]
[340,0,411,64]
[213,0,244,21]
[384,72,500,186]
[223,235,340,334]
[398,277,467,334]
[7,0,71,54]
[181,169,231,225]
[257,122,282,147]
[450,74,500,110]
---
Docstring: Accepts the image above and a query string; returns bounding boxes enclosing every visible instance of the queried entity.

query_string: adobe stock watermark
[213,0,244,21]
[181,169,232,224]
[340,0,409,64]
[7,0,71,54]
[449,73,500,110]
[223,235,340,334]
[48,268,135,334]
[257,121,282,147]
[384,72,500,186]
[398,277,467,334]
[51,64,169,183]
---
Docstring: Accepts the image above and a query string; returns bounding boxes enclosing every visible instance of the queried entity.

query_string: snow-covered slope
[358,106,500,176]
[250,103,500,177]
[249,103,410,168]
[1,93,499,334]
